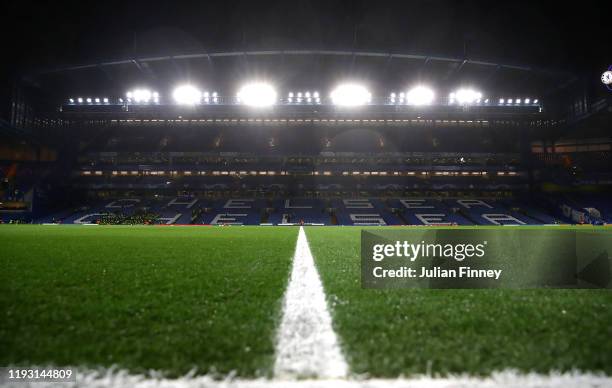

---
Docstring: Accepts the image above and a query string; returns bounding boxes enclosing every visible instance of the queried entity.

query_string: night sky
[3,0,609,76]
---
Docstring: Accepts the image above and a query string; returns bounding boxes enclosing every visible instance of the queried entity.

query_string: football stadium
[1,1,611,387]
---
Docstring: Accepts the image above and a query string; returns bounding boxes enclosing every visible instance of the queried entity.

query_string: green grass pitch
[306,226,612,377]
[0,225,298,377]
[1,224,611,378]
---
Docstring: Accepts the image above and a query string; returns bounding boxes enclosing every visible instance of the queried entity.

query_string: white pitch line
[273,226,349,379]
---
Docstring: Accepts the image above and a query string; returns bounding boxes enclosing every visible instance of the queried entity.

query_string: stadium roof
[24,49,576,102]
[4,0,609,107]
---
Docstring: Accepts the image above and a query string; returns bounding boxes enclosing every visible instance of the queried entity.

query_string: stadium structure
[1,44,612,388]
[2,50,610,226]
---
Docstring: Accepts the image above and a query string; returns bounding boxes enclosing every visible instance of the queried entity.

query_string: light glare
[330,83,371,106]
[452,89,482,104]
[173,85,202,105]
[237,83,277,107]
[126,89,153,103]
[405,86,435,105]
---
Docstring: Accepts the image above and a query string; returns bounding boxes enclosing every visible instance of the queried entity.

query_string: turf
[305,226,612,377]
[0,225,298,377]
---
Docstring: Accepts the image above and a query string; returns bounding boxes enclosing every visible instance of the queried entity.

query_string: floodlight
[129,89,152,103]
[507,99,513,104]
[237,83,277,107]
[525,98,531,104]
[405,86,435,105]
[288,92,294,98]
[484,99,489,104]
[452,89,482,105]
[69,98,74,103]
[516,99,521,104]
[533,99,539,104]
[313,91,319,98]
[86,98,92,103]
[330,83,371,106]
[103,98,109,103]
[95,98,100,103]
[173,85,202,105]
[297,92,303,98]
[499,98,505,104]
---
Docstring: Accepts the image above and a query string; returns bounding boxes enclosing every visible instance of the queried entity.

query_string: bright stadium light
[525,98,531,104]
[405,86,435,105]
[126,89,154,104]
[330,83,371,106]
[452,89,482,105]
[94,98,100,103]
[69,98,74,103]
[507,99,513,104]
[533,99,539,104]
[516,99,522,104]
[499,98,504,104]
[103,98,109,103]
[237,82,277,107]
[86,98,92,103]
[173,85,202,105]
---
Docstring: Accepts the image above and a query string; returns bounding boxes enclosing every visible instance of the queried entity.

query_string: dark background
[0,0,610,118]
[2,0,610,76]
